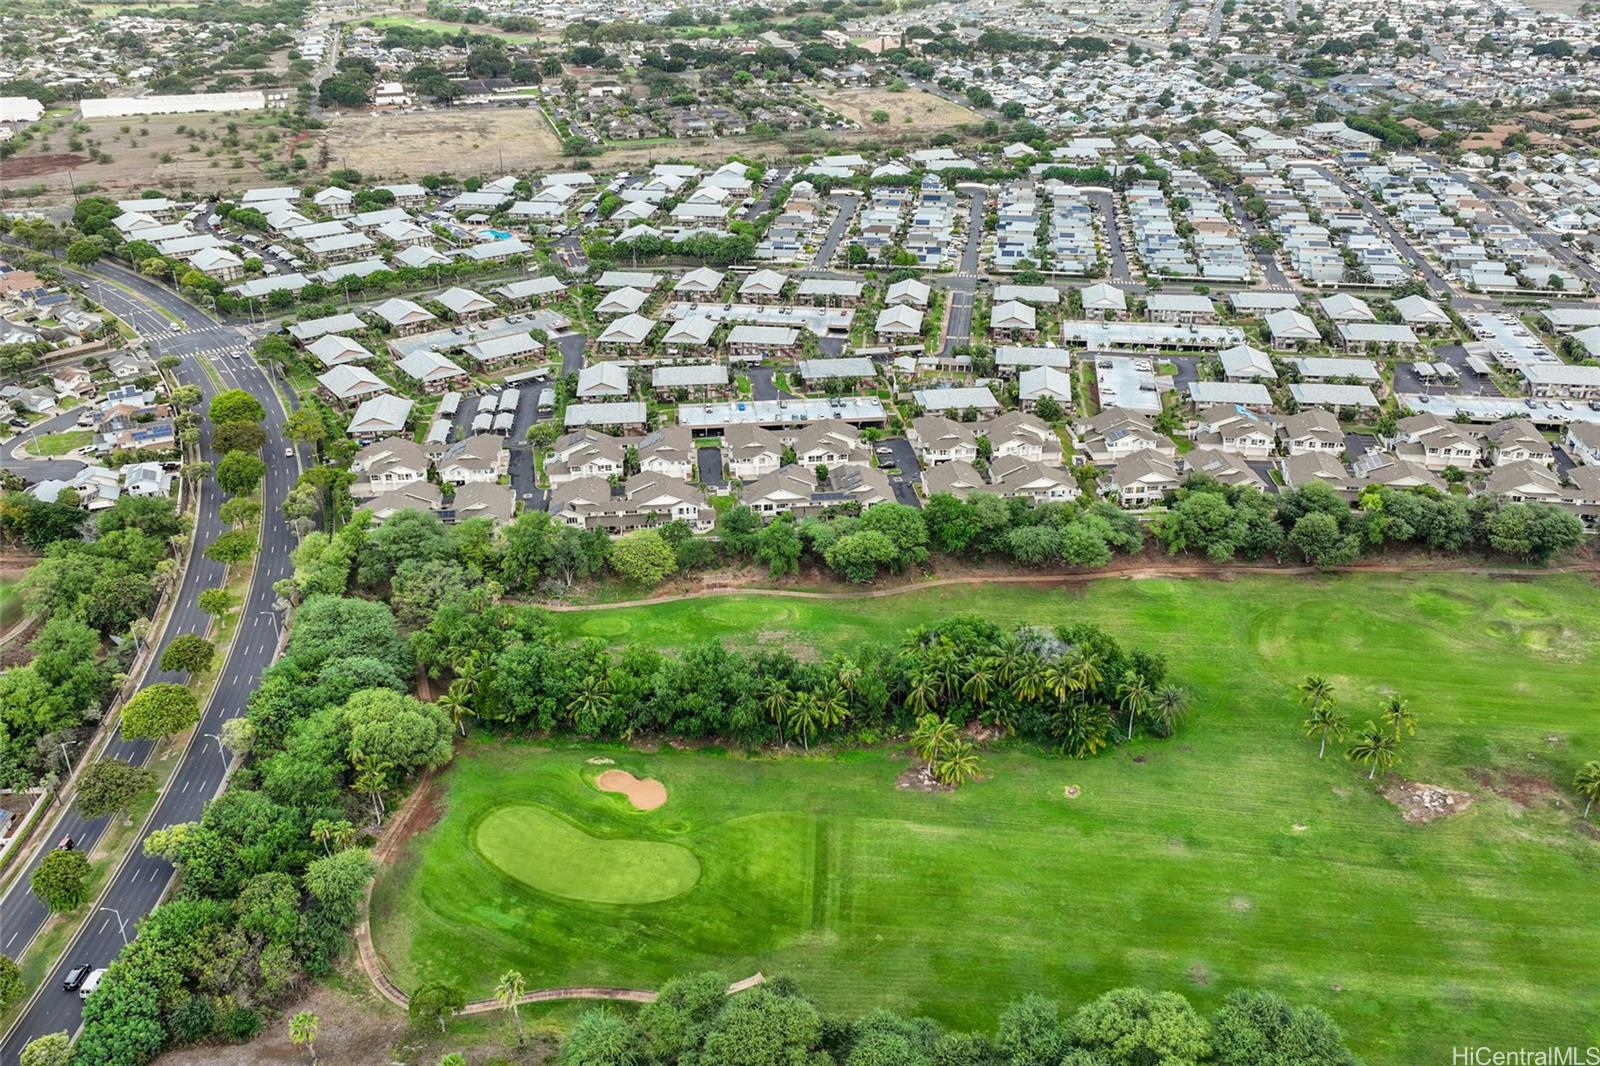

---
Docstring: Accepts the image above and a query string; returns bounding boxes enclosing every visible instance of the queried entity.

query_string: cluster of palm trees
[1299,675,1416,780]
[910,713,981,787]
[899,630,1190,760]
[762,679,853,753]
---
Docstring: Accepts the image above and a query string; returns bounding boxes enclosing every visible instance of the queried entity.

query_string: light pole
[58,740,79,777]
[203,732,230,775]
[100,906,129,946]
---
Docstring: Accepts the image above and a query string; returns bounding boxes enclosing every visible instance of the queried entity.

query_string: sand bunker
[596,769,668,810]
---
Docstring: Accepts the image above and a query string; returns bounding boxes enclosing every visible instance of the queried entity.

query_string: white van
[80,968,107,999]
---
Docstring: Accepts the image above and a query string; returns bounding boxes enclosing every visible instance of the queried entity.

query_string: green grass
[0,577,22,631]
[473,802,701,904]
[374,572,1600,1063]
[29,430,91,456]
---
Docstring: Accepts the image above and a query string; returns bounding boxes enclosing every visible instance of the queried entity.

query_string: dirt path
[357,769,759,1011]
[541,558,1600,613]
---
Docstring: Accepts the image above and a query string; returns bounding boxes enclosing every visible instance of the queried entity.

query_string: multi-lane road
[0,266,300,1061]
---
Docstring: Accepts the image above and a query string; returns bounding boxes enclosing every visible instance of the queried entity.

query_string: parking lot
[874,436,922,507]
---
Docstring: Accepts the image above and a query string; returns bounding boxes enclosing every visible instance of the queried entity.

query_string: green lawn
[373,572,1600,1063]
[29,429,91,456]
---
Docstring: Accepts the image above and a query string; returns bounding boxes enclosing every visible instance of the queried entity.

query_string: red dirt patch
[1468,768,1561,808]
[3,153,90,179]
[1379,779,1474,823]
[373,776,442,864]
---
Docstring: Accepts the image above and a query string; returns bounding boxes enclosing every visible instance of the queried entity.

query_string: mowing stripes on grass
[472,803,700,905]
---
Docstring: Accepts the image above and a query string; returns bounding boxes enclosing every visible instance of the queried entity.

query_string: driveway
[810,191,861,270]
[875,436,922,507]
[697,445,726,488]
[745,366,793,402]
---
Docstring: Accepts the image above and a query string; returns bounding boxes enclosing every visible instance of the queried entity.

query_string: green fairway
[472,802,701,904]
[373,572,1600,1064]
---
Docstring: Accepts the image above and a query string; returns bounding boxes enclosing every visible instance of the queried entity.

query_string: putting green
[471,803,701,904]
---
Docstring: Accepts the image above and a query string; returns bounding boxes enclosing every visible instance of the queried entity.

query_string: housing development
[1,0,1598,1063]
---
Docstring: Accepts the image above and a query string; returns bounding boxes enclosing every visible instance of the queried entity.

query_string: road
[1310,166,1454,297]
[809,191,861,271]
[1,266,299,1062]
[1,409,90,484]
[1453,172,1600,293]
[1088,191,1133,283]
[940,187,988,357]
[1214,186,1293,290]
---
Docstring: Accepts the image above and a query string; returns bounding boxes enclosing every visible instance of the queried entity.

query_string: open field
[373,572,1600,1065]
[27,429,90,456]
[1,112,285,198]
[814,86,982,130]
[359,12,549,44]
[314,107,563,181]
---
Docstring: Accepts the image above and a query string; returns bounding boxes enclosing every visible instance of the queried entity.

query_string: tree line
[538,970,1361,1066]
[60,594,443,1065]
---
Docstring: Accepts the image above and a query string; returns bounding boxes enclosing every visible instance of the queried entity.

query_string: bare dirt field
[2,113,284,199]
[314,107,563,181]
[814,87,982,131]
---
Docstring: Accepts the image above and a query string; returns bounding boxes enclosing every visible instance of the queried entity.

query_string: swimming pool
[485,229,513,240]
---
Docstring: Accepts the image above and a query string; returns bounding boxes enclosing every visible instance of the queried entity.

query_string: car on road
[80,968,106,999]
[171,323,184,333]
[62,964,92,992]
[284,447,294,458]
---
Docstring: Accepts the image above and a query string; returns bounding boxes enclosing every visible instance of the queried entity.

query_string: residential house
[437,434,507,485]
[907,415,979,465]
[396,350,469,393]
[738,464,894,519]
[723,424,785,481]
[1279,408,1345,456]
[1564,422,1600,466]
[551,474,715,533]
[1101,451,1181,507]
[1388,412,1484,471]
[1192,405,1276,458]
[346,394,414,442]
[546,429,626,485]
[790,420,869,469]
[1073,408,1176,465]
[1183,448,1269,491]
[350,438,429,498]
[317,365,390,406]
[370,297,437,335]
[981,411,1063,464]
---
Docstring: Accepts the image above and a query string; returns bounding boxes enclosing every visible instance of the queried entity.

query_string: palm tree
[989,644,1028,691]
[1150,685,1191,736]
[934,738,981,787]
[763,681,793,746]
[910,713,957,768]
[495,969,527,1046]
[310,818,354,857]
[288,1010,319,1063]
[787,692,823,753]
[1067,648,1103,695]
[1303,705,1349,760]
[1010,653,1046,703]
[904,672,939,717]
[1115,670,1152,741]
[817,685,849,735]
[1298,674,1335,712]
[1041,659,1076,703]
[571,672,612,735]
[962,664,994,709]
[1346,721,1399,780]
[832,657,862,700]
[1380,695,1415,741]
[1576,761,1600,820]
[924,643,962,703]
[351,750,395,826]
[1049,702,1110,759]
[438,679,475,738]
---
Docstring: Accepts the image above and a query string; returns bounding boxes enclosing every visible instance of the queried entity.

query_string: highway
[0,266,300,1062]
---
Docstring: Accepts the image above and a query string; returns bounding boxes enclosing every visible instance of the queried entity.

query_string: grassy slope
[373,572,1600,1063]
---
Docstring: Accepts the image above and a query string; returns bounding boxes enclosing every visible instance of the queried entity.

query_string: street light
[100,906,129,946]
[203,732,231,776]
[58,740,79,777]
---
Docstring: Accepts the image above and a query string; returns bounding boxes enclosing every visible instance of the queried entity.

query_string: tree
[303,847,375,925]
[1288,512,1358,567]
[1068,987,1210,1066]
[410,981,466,1034]
[121,682,200,739]
[75,758,156,821]
[1380,694,1415,741]
[1115,669,1151,741]
[496,968,528,1045]
[206,528,258,564]
[209,388,266,425]
[19,1033,74,1066]
[1302,705,1348,760]
[198,587,235,618]
[609,529,676,587]
[1346,720,1399,780]
[31,848,91,911]
[285,407,327,445]
[911,713,958,769]
[1209,988,1360,1066]
[0,953,21,1012]
[1298,674,1334,714]
[160,633,216,675]
[66,237,104,266]
[289,1011,320,1063]
[213,421,267,455]
[823,529,900,583]
[1150,685,1190,737]
[217,451,267,496]
[310,818,356,856]
[1575,761,1600,820]
[934,737,980,787]
[561,1006,645,1066]
[786,692,823,753]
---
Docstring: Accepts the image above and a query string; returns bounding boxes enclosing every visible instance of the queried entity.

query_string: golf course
[369,571,1600,1064]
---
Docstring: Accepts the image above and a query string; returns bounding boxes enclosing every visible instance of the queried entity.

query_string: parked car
[62,964,92,992]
